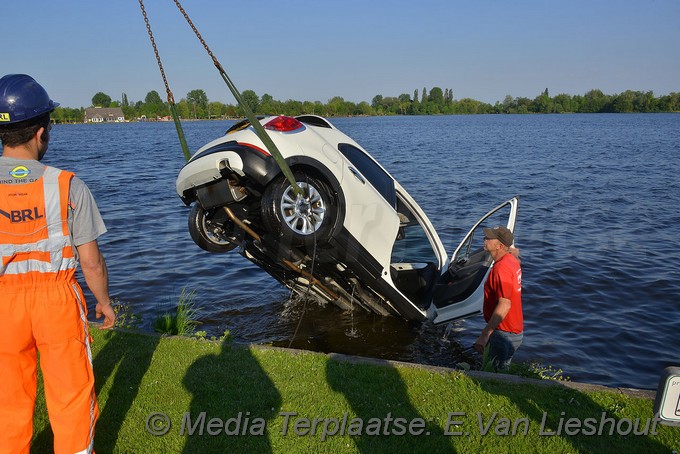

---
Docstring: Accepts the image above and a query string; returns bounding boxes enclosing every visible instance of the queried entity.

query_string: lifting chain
[169,0,302,194]
[138,0,191,161]
[139,0,302,178]
[171,0,223,73]
[138,0,175,105]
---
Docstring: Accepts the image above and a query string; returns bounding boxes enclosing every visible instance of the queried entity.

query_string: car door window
[450,198,518,266]
[338,143,396,207]
[390,195,439,265]
[431,196,519,324]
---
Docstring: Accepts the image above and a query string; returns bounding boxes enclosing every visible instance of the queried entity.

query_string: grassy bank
[31,329,678,453]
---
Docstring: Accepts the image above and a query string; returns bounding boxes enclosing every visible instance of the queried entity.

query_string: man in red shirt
[474,225,523,371]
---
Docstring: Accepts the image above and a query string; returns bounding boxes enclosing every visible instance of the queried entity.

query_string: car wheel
[188,204,240,253]
[261,172,338,245]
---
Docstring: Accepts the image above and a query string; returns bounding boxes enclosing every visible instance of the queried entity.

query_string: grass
[153,288,201,336]
[30,329,679,453]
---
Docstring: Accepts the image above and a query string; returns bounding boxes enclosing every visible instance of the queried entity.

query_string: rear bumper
[176,141,279,205]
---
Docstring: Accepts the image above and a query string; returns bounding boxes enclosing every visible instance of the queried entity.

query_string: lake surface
[45,114,680,390]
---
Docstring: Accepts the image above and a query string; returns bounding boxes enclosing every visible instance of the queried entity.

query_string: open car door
[430,196,519,324]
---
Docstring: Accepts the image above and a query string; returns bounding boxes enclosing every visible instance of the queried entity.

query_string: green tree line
[50,87,680,123]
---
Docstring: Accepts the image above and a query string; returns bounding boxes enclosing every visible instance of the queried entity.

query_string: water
[44,114,680,390]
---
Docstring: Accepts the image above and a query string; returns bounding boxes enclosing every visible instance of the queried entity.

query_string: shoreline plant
[110,298,141,329]
[153,288,201,336]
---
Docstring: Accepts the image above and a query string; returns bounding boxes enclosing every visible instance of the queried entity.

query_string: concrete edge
[254,345,657,400]
[90,324,656,400]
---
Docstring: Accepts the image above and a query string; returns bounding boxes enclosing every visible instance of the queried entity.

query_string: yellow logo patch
[0,113,10,122]
[10,166,31,179]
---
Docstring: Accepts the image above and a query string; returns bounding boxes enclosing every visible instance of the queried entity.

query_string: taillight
[264,116,303,132]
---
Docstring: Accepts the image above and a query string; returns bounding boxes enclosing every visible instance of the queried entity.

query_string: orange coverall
[0,167,98,454]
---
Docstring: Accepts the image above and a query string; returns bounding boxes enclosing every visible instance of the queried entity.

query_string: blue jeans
[488,330,523,371]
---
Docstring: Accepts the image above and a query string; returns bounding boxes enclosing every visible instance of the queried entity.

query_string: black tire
[260,172,338,246]
[188,204,240,253]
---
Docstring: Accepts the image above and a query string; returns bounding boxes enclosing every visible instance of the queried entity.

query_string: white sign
[655,367,680,425]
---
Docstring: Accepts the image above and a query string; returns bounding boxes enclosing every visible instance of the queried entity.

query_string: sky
[3,0,679,108]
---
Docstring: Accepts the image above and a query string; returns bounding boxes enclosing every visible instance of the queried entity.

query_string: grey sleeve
[69,176,107,246]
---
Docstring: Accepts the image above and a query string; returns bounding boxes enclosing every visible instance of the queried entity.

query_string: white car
[176,115,518,324]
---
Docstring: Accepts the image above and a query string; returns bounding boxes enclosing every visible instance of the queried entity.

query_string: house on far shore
[84,107,126,123]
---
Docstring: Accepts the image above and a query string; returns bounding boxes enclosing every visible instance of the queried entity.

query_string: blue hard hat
[0,74,59,125]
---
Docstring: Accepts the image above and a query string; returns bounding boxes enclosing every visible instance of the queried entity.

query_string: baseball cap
[483,226,514,247]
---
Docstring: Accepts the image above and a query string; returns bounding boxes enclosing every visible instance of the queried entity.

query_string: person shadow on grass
[326,355,455,452]
[92,329,162,453]
[31,328,162,454]
[182,337,282,453]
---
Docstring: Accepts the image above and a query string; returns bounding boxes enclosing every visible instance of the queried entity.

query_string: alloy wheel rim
[280,182,326,235]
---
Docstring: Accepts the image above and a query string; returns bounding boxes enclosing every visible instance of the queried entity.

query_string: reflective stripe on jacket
[0,166,76,283]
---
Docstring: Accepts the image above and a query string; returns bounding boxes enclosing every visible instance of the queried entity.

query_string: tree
[501,95,515,113]
[145,90,163,105]
[240,90,260,114]
[176,99,190,119]
[283,99,304,116]
[612,90,635,113]
[302,101,319,115]
[327,96,348,116]
[224,104,238,118]
[532,89,553,113]
[633,91,656,112]
[571,95,583,112]
[582,89,609,113]
[429,87,444,106]
[187,89,208,107]
[444,88,453,106]
[657,92,680,112]
[356,101,372,116]
[420,87,428,112]
[187,89,208,118]
[514,97,532,114]
[208,101,225,119]
[411,89,420,114]
[143,90,167,118]
[92,92,111,107]
[122,105,136,119]
[456,98,484,114]
[260,93,275,114]
[553,94,573,113]
[396,94,411,115]
[47,83,680,118]
[379,96,396,114]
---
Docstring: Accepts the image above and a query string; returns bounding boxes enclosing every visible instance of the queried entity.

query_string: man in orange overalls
[0,74,115,454]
